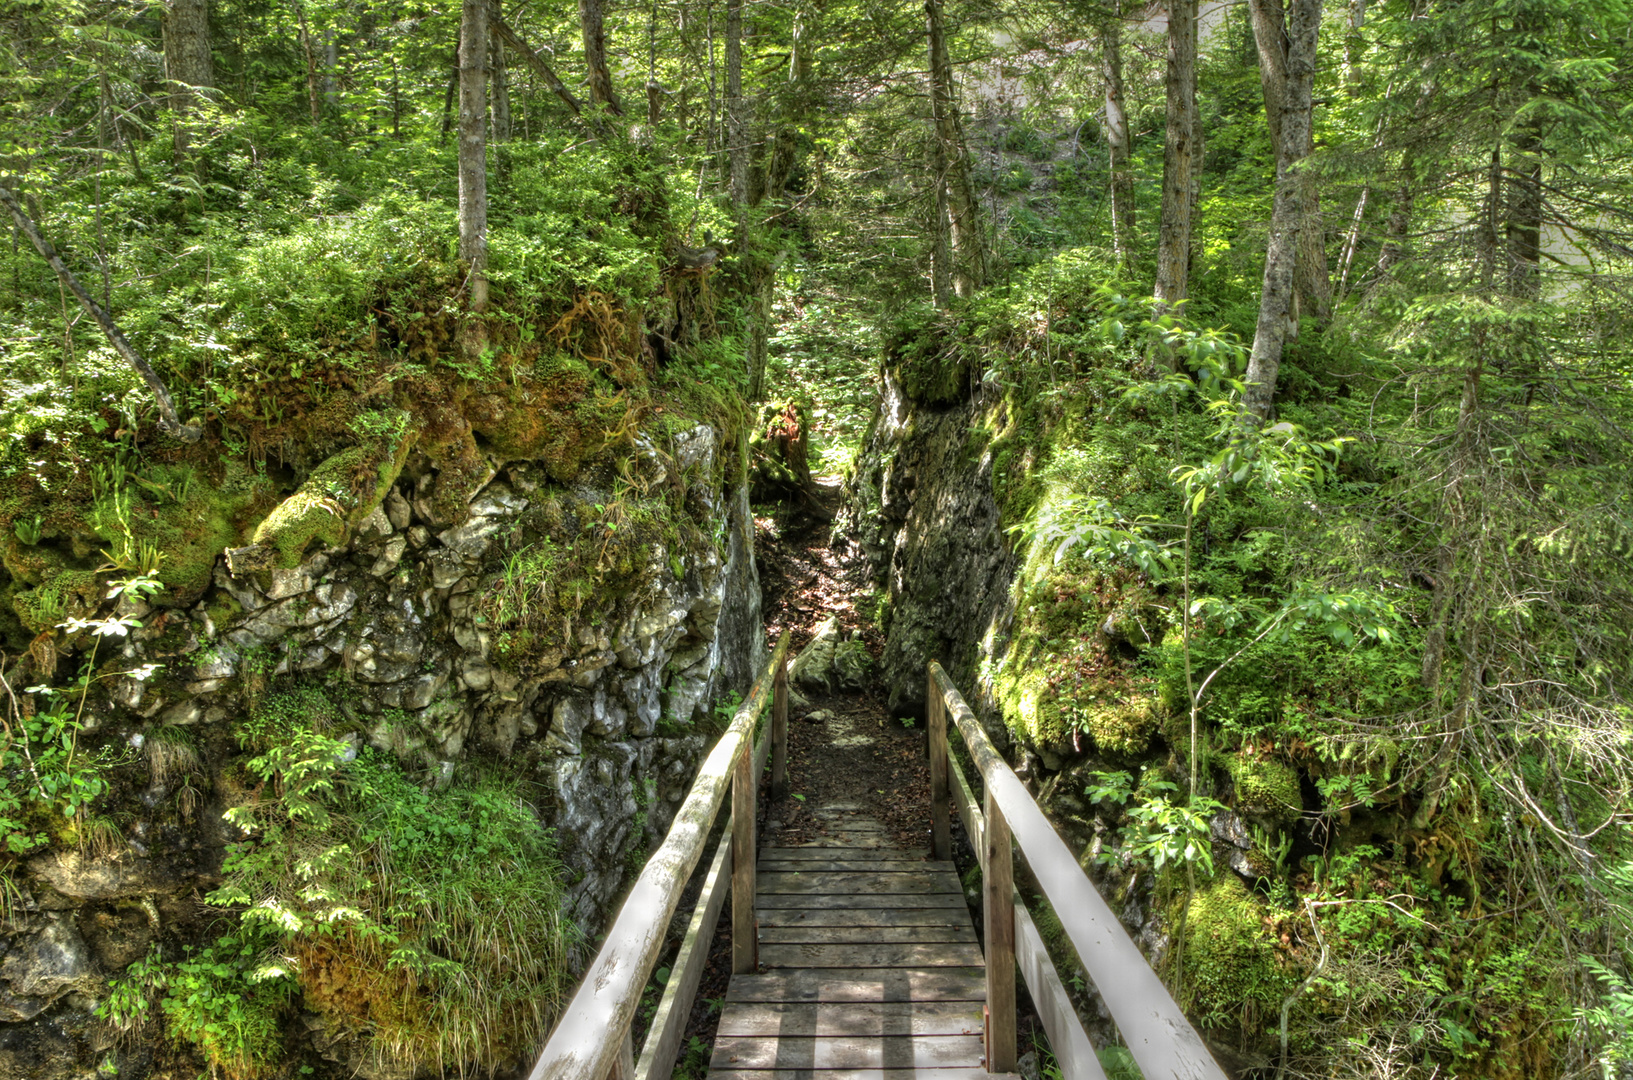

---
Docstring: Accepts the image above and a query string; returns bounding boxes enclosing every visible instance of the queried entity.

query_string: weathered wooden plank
[929,667,952,861]
[760,942,986,969]
[725,968,986,1004]
[758,872,962,895]
[710,1034,985,1071]
[606,1028,634,1080]
[528,632,791,1080]
[755,859,948,874]
[787,837,909,850]
[930,663,1229,1080]
[771,656,789,801]
[758,907,974,929]
[733,739,758,975]
[1015,902,1106,1080]
[756,893,966,910]
[634,821,732,1080]
[716,1001,984,1038]
[983,790,1016,1073]
[759,847,928,861]
[757,924,976,945]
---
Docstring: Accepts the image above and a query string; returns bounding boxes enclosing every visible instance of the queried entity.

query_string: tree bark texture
[1506,126,1543,298]
[163,0,215,98]
[459,0,489,313]
[726,0,748,220]
[1249,0,1333,320]
[163,0,214,157]
[1242,0,1322,423]
[1102,4,1134,263]
[489,0,512,143]
[580,0,624,115]
[0,185,198,441]
[926,0,983,298]
[1154,0,1197,316]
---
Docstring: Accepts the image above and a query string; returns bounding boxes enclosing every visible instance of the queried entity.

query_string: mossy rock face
[1003,666,1074,757]
[883,306,970,406]
[245,414,415,570]
[464,355,628,484]
[12,567,102,636]
[1180,873,1290,1030]
[1075,693,1160,756]
[1227,754,1302,827]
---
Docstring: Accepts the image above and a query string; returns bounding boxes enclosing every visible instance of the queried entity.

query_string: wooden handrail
[928,662,1229,1080]
[528,632,791,1080]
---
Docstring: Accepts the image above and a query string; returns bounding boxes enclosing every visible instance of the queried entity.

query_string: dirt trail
[664,482,938,1073]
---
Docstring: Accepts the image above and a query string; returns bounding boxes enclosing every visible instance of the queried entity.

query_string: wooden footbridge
[527,635,1229,1080]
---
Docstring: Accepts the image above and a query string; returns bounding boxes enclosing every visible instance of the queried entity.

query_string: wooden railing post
[770,653,788,801]
[983,787,1017,1074]
[731,738,758,974]
[928,669,951,861]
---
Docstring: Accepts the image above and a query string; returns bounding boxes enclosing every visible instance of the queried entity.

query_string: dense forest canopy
[3,0,1633,1078]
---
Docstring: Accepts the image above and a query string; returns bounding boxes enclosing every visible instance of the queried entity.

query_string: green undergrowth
[125,693,585,1078]
[0,133,753,654]
[904,248,1598,1068]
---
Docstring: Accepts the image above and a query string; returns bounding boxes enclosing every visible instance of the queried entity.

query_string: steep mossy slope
[842,251,1632,1077]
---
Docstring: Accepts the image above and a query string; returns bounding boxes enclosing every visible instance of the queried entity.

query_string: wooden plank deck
[709,810,1004,1080]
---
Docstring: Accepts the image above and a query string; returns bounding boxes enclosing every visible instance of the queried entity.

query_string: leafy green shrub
[213,719,578,1077]
[100,928,294,1080]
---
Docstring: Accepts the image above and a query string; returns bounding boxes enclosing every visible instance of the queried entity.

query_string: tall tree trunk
[931,173,953,308]
[580,0,624,116]
[163,0,215,157]
[926,0,983,298]
[1154,0,1198,317]
[489,0,512,142]
[1242,0,1322,423]
[761,3,818,208]
[1102,2,1134,263]
[1249,0,1332,320]
[726,0,748,219]
[459,0,489,315]
[297,3,322,124]
[1506,126,1543,299]
[1343,0,1367,94]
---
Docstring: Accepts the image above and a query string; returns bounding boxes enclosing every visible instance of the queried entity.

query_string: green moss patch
[248,413,414,569]
[1227,754,1302,826]
[1179,873,1291,1032]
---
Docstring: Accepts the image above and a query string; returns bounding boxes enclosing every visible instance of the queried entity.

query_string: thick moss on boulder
[1227,754,1302,827]
[1179,873,1290,1031]
[236,413,415,571]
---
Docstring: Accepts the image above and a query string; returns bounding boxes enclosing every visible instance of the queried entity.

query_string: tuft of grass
[145,725,201,786]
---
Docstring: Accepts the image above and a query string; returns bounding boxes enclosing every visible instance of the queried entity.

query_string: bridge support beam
[928,670,952,861]
[983,789,1017,1074]
[771,655,789,801]
[732,739,759,974]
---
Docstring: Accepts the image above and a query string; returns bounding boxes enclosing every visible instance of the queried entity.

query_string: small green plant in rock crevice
[1,572,163,852]
[100,928,295,1080]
